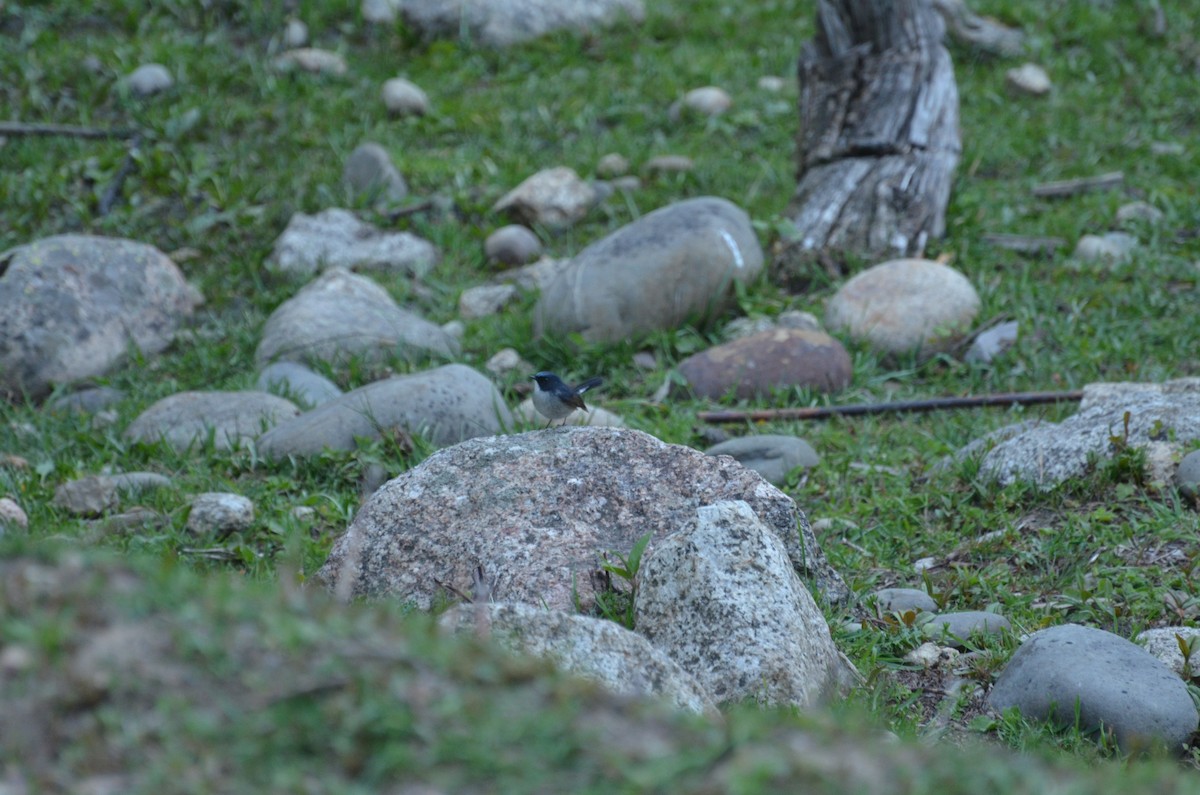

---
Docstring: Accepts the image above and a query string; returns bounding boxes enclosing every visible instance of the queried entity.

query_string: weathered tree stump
[773,0,961,289]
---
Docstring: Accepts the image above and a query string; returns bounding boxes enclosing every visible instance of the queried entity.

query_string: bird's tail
[576,377,604,394]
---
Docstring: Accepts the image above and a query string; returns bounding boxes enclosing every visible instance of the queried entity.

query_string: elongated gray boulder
[125,391,300,452]
[0,235,201,401]
[988,624,1197,754]
[533,197,762,344]
[257,364,510,458]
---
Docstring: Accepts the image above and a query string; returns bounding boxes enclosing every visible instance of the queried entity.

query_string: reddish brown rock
[677,328,851,400]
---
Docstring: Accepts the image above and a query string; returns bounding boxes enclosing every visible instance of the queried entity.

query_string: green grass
[3,0,1200,787]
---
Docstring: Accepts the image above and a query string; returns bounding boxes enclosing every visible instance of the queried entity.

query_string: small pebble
[611,175,641,191]
[965,320,1019,364]
[1136,626,1200,675]
[382,77,430,116]
[485,225,542,266]
[724,316,776,340]
[1115,201,1164,225]
[88,507,163,536]
[362,0,398,23]
[871,587,937,614]
[757,75,786,92]
[48,386,125,415]
[93,409,119,429]
[683,86,732,116]
[924,611,1011,647]
[0,497,27,530]
[632,351,657,370]
[1,453,30,469]
[1073,232,1137,264]
[596,153,629,178]
[485,348,533,379]
[810,517,859,534]
[1175,449,1200,503]
[0,644,33,673]
[361,463,389,500]
[283,18,309,48]
[342,141,408,203]
[1150,141,1185,156]
[643,155,694,175]
[913,557,938,573]
[1005,63,1052,96]
[459,284,519,319]
[905,642,959,669]
[274,48,347,76]
[777,310,821,331]
[187,493,255,536]
[126,63,174,96]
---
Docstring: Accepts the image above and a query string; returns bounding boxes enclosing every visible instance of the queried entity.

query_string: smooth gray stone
[870,588,937,614]
[48,387,126,414]
[256,364,511,458]
[485,225,542,266]
[52,472,174,517]
[1073,232,1137,264]
[965,320,1019,364]
[381,77,430,116]
[257,362,342,409]
[255,268,458,367]
[1175,449,1200,501]
[988,624,1198,753]
[705,434,819,485]
[342,142,408,204]
[125,391,300,452]
[923,611,1010,646]
[186,492,255,536]
[534,197,762,344]
[126,63,173,96]
[825,258,979,357]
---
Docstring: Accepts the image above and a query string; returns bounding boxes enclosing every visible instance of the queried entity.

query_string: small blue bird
[530,371,604,427]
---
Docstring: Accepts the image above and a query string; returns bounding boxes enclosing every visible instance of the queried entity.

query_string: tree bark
[773,0,961,289]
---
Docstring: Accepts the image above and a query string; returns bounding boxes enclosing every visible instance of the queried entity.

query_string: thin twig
[697,390,1084,424]
[383,199,437,221]
[0,121,139,139]
[97,132,143,217]
[1032,171,1124,198]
